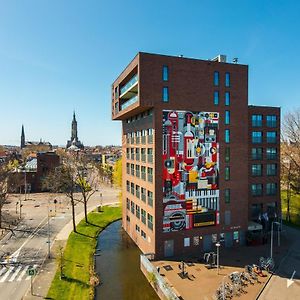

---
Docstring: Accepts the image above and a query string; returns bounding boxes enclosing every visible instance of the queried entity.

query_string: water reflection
[95,220,158,300]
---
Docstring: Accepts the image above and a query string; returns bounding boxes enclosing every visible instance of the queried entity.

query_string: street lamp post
[216,242,221,274]
[270,221,280,259]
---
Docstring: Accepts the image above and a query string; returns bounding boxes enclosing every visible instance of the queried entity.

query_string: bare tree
[0,161,21,229]
[281,109,300,221]
[44,164,79,232]
[75,158,97,223]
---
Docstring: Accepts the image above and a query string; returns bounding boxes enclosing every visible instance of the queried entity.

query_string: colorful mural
[162,110,220,232]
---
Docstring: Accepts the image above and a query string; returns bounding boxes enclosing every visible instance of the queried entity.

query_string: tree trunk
[84,196,88,223]
[71,197,76,233]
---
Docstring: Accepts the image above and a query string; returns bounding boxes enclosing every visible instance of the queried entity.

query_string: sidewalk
[23,202,118,300]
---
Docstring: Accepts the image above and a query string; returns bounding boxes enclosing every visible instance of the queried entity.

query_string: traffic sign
[27,268,36,276]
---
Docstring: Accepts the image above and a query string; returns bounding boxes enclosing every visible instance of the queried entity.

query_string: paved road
[259,225,300,300]
[0,185,119,300]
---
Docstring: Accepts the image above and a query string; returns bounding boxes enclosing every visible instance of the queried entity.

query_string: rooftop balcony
[119,74,138,99]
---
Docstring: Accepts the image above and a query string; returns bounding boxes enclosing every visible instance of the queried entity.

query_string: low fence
[140,253,179,300]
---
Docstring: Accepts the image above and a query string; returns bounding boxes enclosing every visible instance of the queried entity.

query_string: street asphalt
[0,184,120,300]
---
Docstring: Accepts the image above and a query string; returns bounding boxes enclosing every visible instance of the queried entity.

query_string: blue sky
[0,0,299,146]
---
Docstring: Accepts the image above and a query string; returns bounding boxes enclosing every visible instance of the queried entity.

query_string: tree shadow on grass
[75,231,95,239]
[61,275,90,289]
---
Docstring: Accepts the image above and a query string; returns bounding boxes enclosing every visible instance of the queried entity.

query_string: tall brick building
[112,52,280,258]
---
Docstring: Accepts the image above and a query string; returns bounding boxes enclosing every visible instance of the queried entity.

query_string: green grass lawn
[281,190,300,226]
[47,205,121,300]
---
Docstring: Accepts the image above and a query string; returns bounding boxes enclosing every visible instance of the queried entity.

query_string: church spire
[21,125,25,149]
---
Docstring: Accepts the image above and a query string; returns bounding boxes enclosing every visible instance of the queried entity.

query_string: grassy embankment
[47,205,121,300]
[281,191,300,227]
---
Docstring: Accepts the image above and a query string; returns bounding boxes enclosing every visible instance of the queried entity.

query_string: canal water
[94,220,159,300]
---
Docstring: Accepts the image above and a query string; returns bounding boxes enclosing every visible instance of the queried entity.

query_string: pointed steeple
[21,125,25,149]
[73,110,76,122]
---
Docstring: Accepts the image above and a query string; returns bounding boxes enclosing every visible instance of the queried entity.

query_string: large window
[225,166,230,180]
[131,201,135,214]
[147,191,153,207]
[225,147,230,162]
[225,129,230,143]
[214,91,219,105]
[266,183,277,195]
[252,148,263,160]
[214,71,219,86]
[225,92,230,106]
[163,87,169,102]
[267,131,277,143]
[225,72,230,87]
[225,189,230,204]
[252,164,262,176]
[135,205,140,219]
[141,209,146,224]
[252,131,262,143]
[267,164,277,176]
[266,115,277,127]
[225,110,230,125]
[251,184,263,196]
[147,213,153,230]
[162,66,169,81]
[252,115,263,127]
[266,148,277,160]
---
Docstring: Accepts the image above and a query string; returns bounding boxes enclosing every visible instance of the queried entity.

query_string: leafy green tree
[113,158,122,187]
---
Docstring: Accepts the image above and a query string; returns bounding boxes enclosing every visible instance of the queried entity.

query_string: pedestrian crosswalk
[0,264,38,283]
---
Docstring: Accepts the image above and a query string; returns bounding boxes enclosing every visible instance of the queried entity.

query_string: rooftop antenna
[233,57,238,64]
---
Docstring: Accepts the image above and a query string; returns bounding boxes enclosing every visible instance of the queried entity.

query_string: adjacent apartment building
[111,52,280,259]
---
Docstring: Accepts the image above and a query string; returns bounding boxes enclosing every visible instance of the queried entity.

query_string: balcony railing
[120,74,138,96]
[121,95,138,111]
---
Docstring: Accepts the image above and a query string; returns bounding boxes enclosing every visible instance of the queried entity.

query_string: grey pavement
[0,184,119,300]
[258,224,300,300]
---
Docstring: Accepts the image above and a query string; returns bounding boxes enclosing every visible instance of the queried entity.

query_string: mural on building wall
[162,110,220,232]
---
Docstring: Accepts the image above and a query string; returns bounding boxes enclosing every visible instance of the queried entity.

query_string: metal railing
[120,74,138,95]
[121,95,138,111]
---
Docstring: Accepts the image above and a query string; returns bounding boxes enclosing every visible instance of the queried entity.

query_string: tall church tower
[71,111,78,141]
[21,125,25,149]
[66,111,84,150]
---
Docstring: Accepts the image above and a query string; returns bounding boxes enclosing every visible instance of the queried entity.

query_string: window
[126,198,130,210]
[225,110,230,125]
[252,115,263,127]
[225,166,230,180]
[126,163,130,174]
[130,148,134,160]
[214,71,219,86]
[147,167,153,183]
[130,182,134,195]
[135,224,140,232]
[147,148,153,163]
[141,166,146,180]
[126,148,130,159]
[126,180,130,192]
[147,191,153,207]
[266,115,277,127]
[225,72,230,87]
[130,163,134,176]
[225,129,230,143]
[266,148,277,160]
[225,92,230,106]
[135,165,140,178]
[225,189,230,204]
[266,183,277,195]
[252,148,263,160]
[135,205,140,219]
[141,187,146,202]
[163,87,169,102]
[252,164,262,176]
[135,185,140,198]
[147,213,153,230]
[225,210,231,225]
[130,201,135,214]
[141,148,146,162]
[141,209,146,224]
[225,147,230,162]
[141,230,146,239]
[267,132,277,143]
[267,164,277,176]
[214,91,219,105]
[252,131,262,143]
[163,66,169,81]
[251,184,263,196]
[184,237,190,247]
